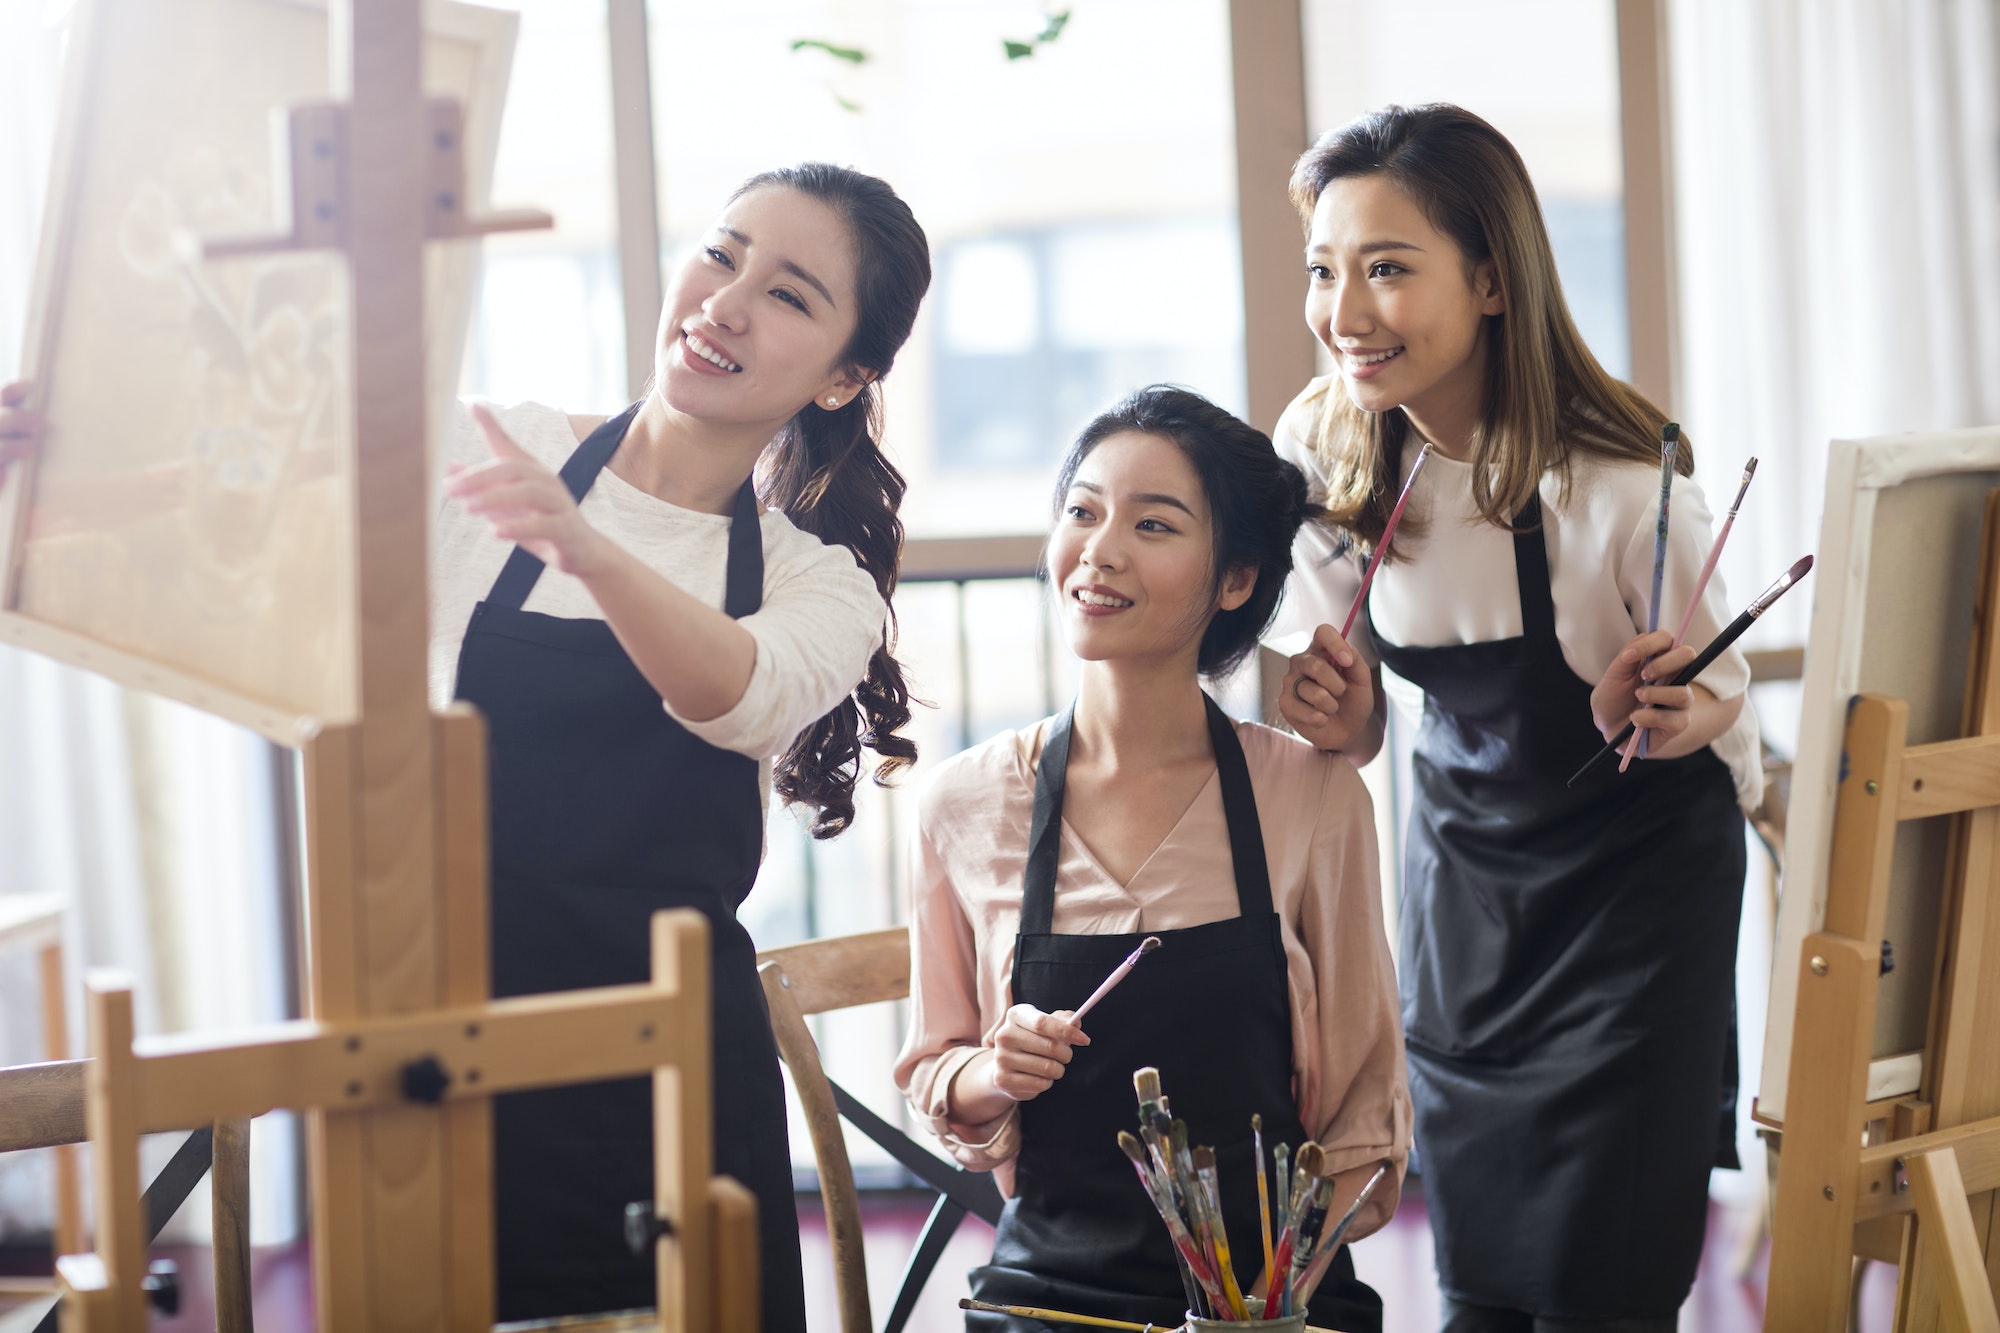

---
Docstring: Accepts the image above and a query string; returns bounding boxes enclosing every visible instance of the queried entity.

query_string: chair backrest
[756,927,1001,1333]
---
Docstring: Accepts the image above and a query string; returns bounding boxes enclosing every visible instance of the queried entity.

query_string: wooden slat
[709,1175,760,1333]
[759,961,869,1333]
[1615,0,1680,411]
[1226,0,1316,435]
[1898,735,2000,820]
[1908,1148,2000,1332]
[0,1060,85,1152]
[436,707,493,1333]
[654,911,713,1331]
[755,928,909,1016]
[0,893,64,950]
[84,977,145,1330]
[130,985,698,1133]
[1855,1119,2000,1221]
[212,1117,253,1333]
[1768,935,1880,1330]
[1745,646,1807,683]
[606,0,663,400]
[1823,695,1908,943]
[898,535,1044,584]
[39,938,84,1257]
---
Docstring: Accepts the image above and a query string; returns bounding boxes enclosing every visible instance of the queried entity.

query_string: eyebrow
[1305,239,1427,257]
[718,225,839,309]
[1071,480,1197,517]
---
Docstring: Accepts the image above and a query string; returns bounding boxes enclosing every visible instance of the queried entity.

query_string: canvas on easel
[1763,426,2000,1330]
[0,0,515,744]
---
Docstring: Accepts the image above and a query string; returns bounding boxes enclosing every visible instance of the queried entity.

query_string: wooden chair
[756,928,1002,1333]
[0,894,255,1333]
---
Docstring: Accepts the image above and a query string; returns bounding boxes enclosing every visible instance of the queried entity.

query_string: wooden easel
[39,3,758,1329]
[1766,490,2000,1331]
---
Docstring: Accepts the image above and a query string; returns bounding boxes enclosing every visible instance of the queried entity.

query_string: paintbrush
[1272,1142,1290,1234]
[1569,554,1814,785]
[1635,423,1680,759]
[1266,1141,1323,1310]
[1192,1145,1250,1319]
[1619,456,1759,771]
[1280,1176,1335,1315]
[1252,1114,1274,1300]
[957,1297,1174,1331]
[1295,1160,1394,1309]
[1118,1131,1220,1315]
[1075,936,1161,1023]
[1340,441,1436,639]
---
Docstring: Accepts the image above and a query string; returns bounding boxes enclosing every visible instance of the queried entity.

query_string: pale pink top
[893,713,1411,1241]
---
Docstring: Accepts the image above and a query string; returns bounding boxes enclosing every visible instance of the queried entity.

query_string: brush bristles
[1134,1067,1161,1103]
[1138,936,1161,954]
[1662,421,1680,443]
[1789,554,1813,579]
[1117,1130,1147,1163]
[1295,1141,1324,1178]
[1192,1145,1215,1172]
[1251,1113,1261,1132]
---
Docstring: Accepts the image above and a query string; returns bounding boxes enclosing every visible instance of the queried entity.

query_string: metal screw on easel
[624,1201,675,1255]
[400,1054,453,1104]
[1810,956,1829,976]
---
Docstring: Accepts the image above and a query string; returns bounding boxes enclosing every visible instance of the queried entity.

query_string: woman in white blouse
[3,163,932,1331]
[1274,105,1758,1331]
[896,386,1408,1333]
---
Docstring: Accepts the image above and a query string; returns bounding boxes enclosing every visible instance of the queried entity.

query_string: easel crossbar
[1854,1120,2000,1221]
[129,983,698,1133]
[1897,733,2000,820]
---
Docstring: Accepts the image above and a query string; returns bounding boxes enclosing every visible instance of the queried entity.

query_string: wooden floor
[0,1185,1902,1331]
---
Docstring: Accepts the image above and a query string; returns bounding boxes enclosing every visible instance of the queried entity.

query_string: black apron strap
[1022,695,1271,933]
[1203,694,1273,917]
[1022,706,1075,936]
[723,478,765,619]
[485,402,643,613]
[1511,492,1556,649]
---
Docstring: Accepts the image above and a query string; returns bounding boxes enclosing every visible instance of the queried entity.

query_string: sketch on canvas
[0,0,515,742]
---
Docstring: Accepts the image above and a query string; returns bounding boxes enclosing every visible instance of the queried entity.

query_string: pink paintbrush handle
[1339,444,1433,640]
[1071,937,1159,1022]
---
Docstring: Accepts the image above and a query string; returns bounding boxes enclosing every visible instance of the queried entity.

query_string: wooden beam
[84,977,145,1330]
[130,983,699,1132]
[1823,695,1907,944]
[1768,935,1880,1330]
[1227,0,1316,435]
[1908,1148,2000,1332]
[1614,0,1678,410]
[1897,735,2000,820]
[607,0,664,400]
[212,1117,253,1333]
[1856,1119,2000,1221]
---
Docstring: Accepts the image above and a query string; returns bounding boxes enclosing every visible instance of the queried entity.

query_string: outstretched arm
[447,404,758,721]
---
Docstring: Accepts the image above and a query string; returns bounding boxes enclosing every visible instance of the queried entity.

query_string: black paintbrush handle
[1567,608,1757,786]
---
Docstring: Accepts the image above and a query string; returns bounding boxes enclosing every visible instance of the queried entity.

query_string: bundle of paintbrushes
[1122,1067,1393,1323]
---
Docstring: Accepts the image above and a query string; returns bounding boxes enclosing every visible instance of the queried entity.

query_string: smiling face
[1048,431,1254,670]
[654,184,870,432]
[1305,173,1504,453]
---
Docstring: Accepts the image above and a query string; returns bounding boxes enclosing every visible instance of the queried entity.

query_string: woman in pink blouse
[894,386,1410,1332]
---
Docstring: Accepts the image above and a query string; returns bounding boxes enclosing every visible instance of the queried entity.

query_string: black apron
[966,696,1382,1333]
[1368,494,1744,1320]
[453,404,805,1330]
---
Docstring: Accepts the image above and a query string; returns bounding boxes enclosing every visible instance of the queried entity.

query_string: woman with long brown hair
[1272,105,1759,1330]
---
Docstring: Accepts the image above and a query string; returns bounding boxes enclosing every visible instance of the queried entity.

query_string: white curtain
[1667,0,2000,1197]
[0,0,299,1247]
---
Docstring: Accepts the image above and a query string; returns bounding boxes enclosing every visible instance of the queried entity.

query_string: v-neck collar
[1055,766,1221,894]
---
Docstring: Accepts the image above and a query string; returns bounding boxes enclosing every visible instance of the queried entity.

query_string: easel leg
[38,940,84,1259]
[212,1117,253,1333]
[1906,1148,2000,1332]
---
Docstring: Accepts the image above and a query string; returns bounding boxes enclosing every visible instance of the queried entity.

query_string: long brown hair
[737,164,931,838]
[1289,104,1688,553]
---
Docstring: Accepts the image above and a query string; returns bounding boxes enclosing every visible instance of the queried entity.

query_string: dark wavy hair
[1052,386,1315,677]
[737,164,931,838]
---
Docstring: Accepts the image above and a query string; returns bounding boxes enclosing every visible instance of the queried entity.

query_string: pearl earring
[826,396,839,407]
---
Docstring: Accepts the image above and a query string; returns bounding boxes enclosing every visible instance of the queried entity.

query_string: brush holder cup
[1185,1301,1307,1332]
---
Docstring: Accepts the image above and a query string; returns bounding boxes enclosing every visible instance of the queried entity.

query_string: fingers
[1308,622,1360,671]
[469,403,532,462]
[453,475,566,520]
[1287,651,1346,716]
[1639,644,1698,684]
[991,1004,1087,1099]
[1,381,28,409]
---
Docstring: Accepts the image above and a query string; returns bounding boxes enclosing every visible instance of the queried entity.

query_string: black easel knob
[623,1201,675,1255]
[400,1055,452,1104]
[1881,939,1896,976]
[142,1258,181,1315]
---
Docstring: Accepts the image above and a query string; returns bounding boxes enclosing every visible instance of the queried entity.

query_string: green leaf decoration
[1037,9,1071,43]
[1002,38,1036,59]
[790,37,868,64]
